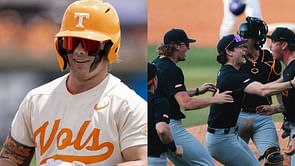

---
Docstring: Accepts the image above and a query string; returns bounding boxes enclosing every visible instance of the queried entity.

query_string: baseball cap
[148,63,157,82]
[266,27,295,43]
[217,34,247,54]
[164,28,196,44]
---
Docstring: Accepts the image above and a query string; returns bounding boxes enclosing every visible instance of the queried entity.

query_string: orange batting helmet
[54,0,121,71]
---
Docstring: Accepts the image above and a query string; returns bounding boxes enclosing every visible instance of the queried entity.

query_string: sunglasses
[62,37,102,52]
[224,35,243,50]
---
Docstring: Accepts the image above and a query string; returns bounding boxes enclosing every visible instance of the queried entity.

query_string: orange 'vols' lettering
[34,119,114,165]
[34,120,60,156]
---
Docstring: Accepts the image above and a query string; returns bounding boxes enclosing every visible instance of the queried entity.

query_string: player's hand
[198,83,216,95]
[212,89,234,104]
[173,145,183,158]
[284,138,295,155]
[256,105,275,115]
[291,76,295,88]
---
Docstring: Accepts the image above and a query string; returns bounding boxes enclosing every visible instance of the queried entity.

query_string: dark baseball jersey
[282,59,295,122]
[208,65,254,128]
[152,56,187,120]
[240,49,281,111]
[148,92,170,157]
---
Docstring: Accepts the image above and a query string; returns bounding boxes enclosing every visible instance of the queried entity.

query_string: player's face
[67,41,106,80]
[176,43,190,62]
[232,45,247,65]
[270,41,284,60]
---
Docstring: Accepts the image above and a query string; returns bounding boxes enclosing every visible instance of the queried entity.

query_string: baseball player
[236,17,284,165]
[0,0,147,166]
[206,34,295,166]
[147,63,183,166]
[256,27,295,166]
[220,0,262,38]
[152,28,234,166]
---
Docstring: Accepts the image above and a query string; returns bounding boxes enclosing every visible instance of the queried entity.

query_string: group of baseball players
[148,16,295,166]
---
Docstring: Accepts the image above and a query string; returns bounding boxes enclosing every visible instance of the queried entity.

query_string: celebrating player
[152,28,234,166]
[147,63,183,166]
[256,27,295,166]
[0,0,147,166]
[236,17,284,165]
[206,34,295,166]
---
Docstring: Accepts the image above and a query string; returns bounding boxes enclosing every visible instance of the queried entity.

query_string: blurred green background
[148,45,283,128]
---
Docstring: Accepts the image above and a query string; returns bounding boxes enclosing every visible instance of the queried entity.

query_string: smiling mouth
[73,58,90,63]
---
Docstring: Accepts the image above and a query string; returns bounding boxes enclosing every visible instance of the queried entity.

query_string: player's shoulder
[27,74,67,97]
[106,74,145,103]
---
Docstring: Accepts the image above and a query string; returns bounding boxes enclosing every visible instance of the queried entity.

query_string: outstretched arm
[244,78,295,97]
[187,83,216,97]
[0,133,35,166]
[175,89,233,111]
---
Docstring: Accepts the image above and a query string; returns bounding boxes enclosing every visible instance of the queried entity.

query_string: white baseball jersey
[10,73,147,166]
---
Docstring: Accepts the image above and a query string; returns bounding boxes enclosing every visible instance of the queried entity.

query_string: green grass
[148,45,283,128]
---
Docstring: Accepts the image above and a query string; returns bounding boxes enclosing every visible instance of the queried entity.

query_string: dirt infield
[167,122,290,166]
[148,0,295,47]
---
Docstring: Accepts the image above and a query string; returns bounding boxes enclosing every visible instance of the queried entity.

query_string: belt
[149,154,161,157]
[241,108,256,113]
[149,152,166,158]
[207,126,238,134]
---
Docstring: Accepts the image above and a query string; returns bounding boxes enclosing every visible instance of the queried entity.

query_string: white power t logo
[74,13,89,28]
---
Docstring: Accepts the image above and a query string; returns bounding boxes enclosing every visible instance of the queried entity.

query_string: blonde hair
[157,43,177,57]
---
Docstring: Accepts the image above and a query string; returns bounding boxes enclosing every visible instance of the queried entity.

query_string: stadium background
[148,0,295,165]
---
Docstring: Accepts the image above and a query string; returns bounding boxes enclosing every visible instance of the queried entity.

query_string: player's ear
[281,42,288,51]
[225,49,233,57]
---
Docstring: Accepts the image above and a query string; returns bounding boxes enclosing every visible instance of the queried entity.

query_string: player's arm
[155,122,173,143]
[187,83,216,97]
[244,78,295,97]
[117,145,147,166]
[0,133,35,166]
[155,122,183,158]
[256,94,286,115]
[175,89,233,111]
[265,76,284,85]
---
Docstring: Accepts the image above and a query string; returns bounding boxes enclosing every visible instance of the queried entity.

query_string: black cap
[164,28,196,44]
[217,34,247,54]
[266,27,295,43]
[148,63,157,82]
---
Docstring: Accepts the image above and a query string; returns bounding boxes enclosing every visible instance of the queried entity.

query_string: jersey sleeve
[222,71,253,92]
[117,95,147,152]
[10,93,35,147]
[234,73,254,91]
[160,67,186,98]
[153,97,170,124]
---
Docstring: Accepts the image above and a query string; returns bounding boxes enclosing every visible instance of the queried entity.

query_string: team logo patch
[175,84,183,88]
[94,99,109,111]
[163,114,169,119]
[74,12,89,28]
[94,103,109,111]
[243,78,251,83]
